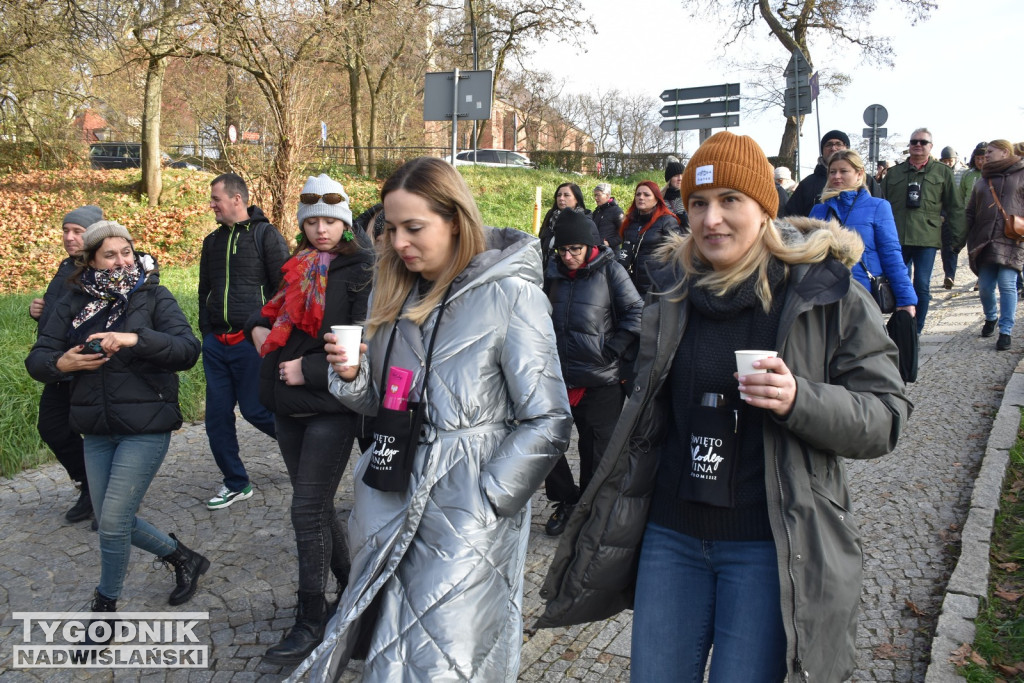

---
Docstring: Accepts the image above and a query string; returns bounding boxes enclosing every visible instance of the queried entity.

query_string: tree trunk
[366,86,377,177]
[140,55,167,206]
[269,129,294,231]
[226,69,241,135]
[779,115,806,178]
[348,63,366,175]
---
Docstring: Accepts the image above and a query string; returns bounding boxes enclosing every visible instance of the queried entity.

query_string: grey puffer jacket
[536,218,912,681]
[291,227,573,682]
[966,158,1024,274]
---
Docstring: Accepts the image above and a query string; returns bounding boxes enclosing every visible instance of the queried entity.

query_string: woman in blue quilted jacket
[810,149,917,317]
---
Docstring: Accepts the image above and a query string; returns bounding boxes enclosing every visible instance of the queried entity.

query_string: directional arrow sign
[784,50,811,79]
[660,99,741,118]
[660,115,739,132]
[660,83,741,102]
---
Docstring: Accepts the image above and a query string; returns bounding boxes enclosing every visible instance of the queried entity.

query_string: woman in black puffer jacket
[538,182,598,267]
[617,180,682,297]
[541,210,643,536]
[246,175,373,665]
[26,220,206,637]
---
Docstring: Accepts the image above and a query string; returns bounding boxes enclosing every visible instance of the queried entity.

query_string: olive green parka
[536,217,912,681]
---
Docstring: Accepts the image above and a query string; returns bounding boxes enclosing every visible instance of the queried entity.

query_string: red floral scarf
[259,248,333,356]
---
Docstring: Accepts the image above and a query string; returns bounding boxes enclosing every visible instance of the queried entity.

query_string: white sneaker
[206,484,253,510]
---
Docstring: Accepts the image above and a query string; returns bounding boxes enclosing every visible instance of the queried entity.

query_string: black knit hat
[820,130,851,152]
[553,210,598,248]
[664,161,684,182]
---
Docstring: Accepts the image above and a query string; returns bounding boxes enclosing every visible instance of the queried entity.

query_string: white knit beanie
[296,174,353,228]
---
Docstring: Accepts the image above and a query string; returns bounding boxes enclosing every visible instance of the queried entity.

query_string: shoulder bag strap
[989,180,1010,222]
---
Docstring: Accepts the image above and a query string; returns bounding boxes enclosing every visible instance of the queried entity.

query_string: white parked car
[453,149,534,168]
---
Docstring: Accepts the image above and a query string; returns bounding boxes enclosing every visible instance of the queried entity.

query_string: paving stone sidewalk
[1,258,1020,682]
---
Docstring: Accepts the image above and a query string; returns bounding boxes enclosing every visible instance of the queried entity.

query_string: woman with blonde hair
[966,139,1024,350]
[810,149,917,316]
[538,132,911,681]
[294,157,573,681]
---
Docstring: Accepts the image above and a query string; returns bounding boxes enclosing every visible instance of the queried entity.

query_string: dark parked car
[89,142,141,169]
[89,143,202,171]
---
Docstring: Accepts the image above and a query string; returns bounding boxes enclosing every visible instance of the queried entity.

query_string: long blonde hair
[819,149,867,202]
[658,215,860,312]
[364,157,486,337]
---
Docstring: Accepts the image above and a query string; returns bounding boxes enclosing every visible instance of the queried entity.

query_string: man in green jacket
[882,127,965,333]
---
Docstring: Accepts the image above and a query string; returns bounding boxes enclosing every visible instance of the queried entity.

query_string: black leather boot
[162,533,210,606]
[84,590,117,647]
[66,483,93,523]
[264,591,329,665]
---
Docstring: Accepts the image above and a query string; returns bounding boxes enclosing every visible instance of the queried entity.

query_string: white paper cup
[331,325,362,367]
[735,350,778,400]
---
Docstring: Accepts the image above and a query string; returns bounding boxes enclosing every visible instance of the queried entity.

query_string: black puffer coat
[246,245,373,415]
[591,200,624,248]
[36,257,76,330]
[545,246,643,388]
[619,212,680,297]
[26,264,201,435]
[538,206,598,266]
[198,206,290,336]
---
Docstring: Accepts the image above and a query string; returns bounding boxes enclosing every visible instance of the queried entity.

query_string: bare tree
[196,0,348,228]
[685,0,937,159]
[435,0,594,144]
[328,0,428,176]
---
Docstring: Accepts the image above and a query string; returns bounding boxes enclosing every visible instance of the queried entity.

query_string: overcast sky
[525,0,1020,178]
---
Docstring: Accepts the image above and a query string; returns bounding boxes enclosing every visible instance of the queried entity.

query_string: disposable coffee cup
[331,325,362,368]
[735,350,778,400]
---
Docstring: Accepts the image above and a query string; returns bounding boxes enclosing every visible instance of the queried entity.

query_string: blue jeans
[202,334,276,491]
[84,433,177,600]
[632,523,787,682]
[977,262,1018,335]
[902,246,937,334]
[276,413,357,594]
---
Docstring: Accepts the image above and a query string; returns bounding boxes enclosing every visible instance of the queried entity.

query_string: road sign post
[424,69,493,164]
[862,104,889,164]
[783,51,815,179]
[659,83,741,145]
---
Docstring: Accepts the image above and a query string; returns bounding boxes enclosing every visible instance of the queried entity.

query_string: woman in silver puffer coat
[290,157,573,682]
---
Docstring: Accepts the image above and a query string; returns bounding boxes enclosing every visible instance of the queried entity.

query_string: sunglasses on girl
[556,245,586,256]
[299,193,346,205]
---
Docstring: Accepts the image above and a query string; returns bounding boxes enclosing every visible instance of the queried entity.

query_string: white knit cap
[296,174,353,227]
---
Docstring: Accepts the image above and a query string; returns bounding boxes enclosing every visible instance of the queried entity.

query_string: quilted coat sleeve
[779,283,911,460]
[25,294,76,384]
[871,200,917,307]
[604,262,643,358]
[131,286,201,372]
[481,280,573,517]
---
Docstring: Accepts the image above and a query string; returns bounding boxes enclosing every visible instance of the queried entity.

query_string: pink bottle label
[383,367,413,410]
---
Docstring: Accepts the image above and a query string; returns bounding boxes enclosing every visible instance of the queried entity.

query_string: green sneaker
[206,484,253,510]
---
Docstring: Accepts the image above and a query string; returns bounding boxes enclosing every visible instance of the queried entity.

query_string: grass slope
[2,164,664,477]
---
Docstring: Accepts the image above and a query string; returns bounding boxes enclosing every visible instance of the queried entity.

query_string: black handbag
[862,261,897,314]
[362,287,450,492]
[825,202,897,314]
